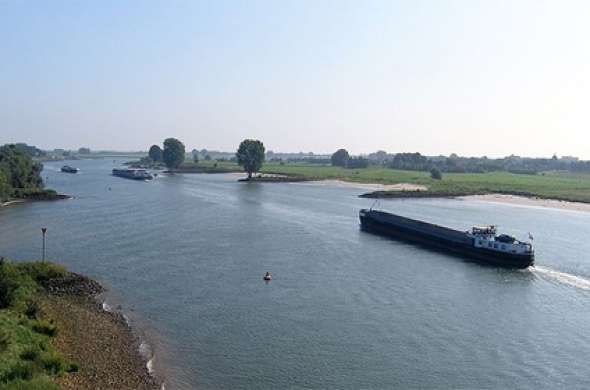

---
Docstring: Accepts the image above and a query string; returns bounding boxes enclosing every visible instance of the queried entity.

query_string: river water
[1,159,590,389]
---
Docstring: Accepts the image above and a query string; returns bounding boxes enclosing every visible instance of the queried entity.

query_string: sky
[1,0,589,158]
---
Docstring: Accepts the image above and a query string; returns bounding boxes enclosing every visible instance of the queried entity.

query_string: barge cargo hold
[359,209,534,268]
[112,168,153,180]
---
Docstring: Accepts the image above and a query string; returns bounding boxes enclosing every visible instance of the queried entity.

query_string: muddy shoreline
[1,194,71,208]
[40,273,161,389]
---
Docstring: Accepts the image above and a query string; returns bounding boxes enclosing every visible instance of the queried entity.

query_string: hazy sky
[1,0,589,157]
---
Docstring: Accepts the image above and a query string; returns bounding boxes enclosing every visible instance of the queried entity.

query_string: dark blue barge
[359,209,534,268]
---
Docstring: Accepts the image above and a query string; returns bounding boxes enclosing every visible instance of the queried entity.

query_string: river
[1,159,590,389]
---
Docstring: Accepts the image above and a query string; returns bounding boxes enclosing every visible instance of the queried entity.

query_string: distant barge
[61,165,79,173]
[359,209,534,268]
[112,168,153,180]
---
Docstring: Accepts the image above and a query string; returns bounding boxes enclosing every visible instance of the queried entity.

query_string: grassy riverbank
[356,170,590,203]
[259,161,590,203]
[131,159,590,203]
[0,261,75,389]
[248,161,590,203]
[0,259,157,389]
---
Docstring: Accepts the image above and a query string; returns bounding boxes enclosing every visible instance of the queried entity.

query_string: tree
[15,143,46,157]
[148,145,163,162]
[236,139,265,179]
[346,157,369,169]
[0,144,45,200]
[162,138,186,169]
[0,172,10,202]
[389,152,430,171]
[331,149,350,167]
[78,147,91,154]
[430,167,442,180]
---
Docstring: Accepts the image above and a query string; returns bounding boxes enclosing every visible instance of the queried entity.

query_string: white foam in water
[533,266,590,290]
[122,313,131,326]
[102,302,112,312]
[139,341,156,375]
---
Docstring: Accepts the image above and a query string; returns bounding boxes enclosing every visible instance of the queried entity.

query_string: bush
[0,261,33,309]
[40,352,67,376]
[20,348,40,361]
[66,363,79,373]
[430,167,443,180]
[0,329,9,352]
[24,299,40,319]
[2,361,37,382]
[17,262,66,283]
[32,320,58,337]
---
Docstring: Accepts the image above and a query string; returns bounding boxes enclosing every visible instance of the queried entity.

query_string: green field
[179,160,590,203]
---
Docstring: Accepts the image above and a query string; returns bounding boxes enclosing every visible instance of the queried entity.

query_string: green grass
[171,160,590,203]
[260,163,590,203]
[0,260,72,389]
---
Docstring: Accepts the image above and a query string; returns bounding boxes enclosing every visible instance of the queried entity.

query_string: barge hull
[360,211,534,269]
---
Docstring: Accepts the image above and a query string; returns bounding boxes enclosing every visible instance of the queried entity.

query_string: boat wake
[532,266,590,290]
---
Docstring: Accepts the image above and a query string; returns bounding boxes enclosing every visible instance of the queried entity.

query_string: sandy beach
[461,193,590,213]
[310,180,428,192]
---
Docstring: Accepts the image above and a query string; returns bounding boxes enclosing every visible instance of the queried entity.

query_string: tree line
[331,148,590,175]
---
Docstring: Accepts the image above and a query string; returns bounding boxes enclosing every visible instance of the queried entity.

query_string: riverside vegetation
[0,144,58,204]
[127,139,590,203]
[0,259,158,390]
[0,259,77,389]
[165,160,590,203]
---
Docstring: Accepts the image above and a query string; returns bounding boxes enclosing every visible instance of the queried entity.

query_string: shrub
[20,348,40,361]
[17,262,67,283]
[40,352,67,376]
[0,261,31,309]
[66,363,79,373]
[2,361,37,382]
[32,320,58,337]
[430,167,443,180]
[24,299,40,319]
[0,329,10,352]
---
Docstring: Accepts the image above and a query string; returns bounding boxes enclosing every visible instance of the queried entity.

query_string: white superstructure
[469,226,533,255]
